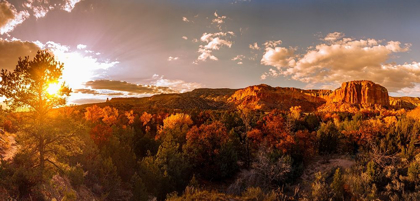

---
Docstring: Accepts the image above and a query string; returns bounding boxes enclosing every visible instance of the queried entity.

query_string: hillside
[80,80,417,112]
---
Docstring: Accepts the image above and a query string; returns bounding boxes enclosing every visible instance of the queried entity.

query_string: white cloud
[182,16,190,22]
[212,11,226,24]
[32,6,48,18]
[151,74,202,93]
[77,44,87,49]
[323,32,345,41]
[212,11,227,30]
[168,56,179,61]
[182,36,188,40]
[249,42,260,50]
[261,32,418,92]
[263,40,283,49]
[0,1,30,35]
[261,68,279,80]
[196,31,234,62]
[232,55,245,64]
[62,0,82,12]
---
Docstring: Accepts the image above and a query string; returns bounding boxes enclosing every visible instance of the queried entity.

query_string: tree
[330,168,345,200]
[185,121,233,180]
[0,51,78,180]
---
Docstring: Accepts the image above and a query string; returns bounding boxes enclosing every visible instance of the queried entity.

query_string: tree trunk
[39,139,44,180]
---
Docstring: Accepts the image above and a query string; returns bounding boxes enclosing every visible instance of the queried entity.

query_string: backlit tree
[0,50,80,180]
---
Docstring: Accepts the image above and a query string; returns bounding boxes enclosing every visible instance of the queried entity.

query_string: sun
[47,83,61,95]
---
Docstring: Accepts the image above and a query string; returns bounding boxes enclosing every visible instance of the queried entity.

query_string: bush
[67,165,84,187]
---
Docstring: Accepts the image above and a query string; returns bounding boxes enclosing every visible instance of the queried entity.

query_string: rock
[389,97,420,109]
[329,80,389,106]
[227,84,326,112]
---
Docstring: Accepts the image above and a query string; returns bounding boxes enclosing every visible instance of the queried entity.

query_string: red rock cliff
[329,80,389,106]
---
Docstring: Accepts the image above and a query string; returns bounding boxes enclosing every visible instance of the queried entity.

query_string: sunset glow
[2,1,420,200]
[46,83,61,95]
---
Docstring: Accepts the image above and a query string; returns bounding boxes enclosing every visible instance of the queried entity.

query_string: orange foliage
[84,105,119,126]
[248,110,295,153]
[102,106,119,126]
[85,105,103,123]
[3,120,17,133]
[125,110,135,125]
[186,121,229,161]
[90,124,113,146]
[140,112,153,126]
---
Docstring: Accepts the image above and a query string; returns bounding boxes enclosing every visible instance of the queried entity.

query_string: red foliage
[90,124,113,146]
[247,110,295,153]
[186,121,229,163]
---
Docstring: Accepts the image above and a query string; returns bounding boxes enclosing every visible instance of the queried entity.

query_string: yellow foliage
[407,106,420,121]
[163,113,193,129]
[84,105,103,123]
[289,106,302,120]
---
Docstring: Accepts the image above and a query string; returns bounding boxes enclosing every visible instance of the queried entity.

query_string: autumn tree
[0,50,80,179]
[185,121,237,180]
[156,113,193,145]
[248,110,295,154]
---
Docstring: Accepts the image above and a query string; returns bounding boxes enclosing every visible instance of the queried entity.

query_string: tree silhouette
[0,50,79,180]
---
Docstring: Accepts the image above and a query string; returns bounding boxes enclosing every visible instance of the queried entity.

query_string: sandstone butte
[328,80,390,106]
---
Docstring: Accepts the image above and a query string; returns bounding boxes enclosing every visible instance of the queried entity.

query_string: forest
[0,51,420,201]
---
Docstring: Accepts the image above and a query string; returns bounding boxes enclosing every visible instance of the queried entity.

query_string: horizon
[1,0,420,104]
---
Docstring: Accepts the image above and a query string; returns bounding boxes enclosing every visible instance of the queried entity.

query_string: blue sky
[1,0,420,103]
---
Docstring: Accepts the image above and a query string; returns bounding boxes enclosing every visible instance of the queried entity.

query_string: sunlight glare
[47,83,61,95]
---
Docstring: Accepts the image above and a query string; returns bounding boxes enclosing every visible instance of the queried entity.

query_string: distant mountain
[82,80,417,112]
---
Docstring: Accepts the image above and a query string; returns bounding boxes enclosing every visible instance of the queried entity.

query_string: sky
[1,0,420,104]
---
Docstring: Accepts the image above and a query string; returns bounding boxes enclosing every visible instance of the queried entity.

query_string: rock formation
[328,80,390,106]
[228,84,326,112]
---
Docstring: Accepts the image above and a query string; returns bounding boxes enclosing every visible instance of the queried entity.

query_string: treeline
[1,104,420,200]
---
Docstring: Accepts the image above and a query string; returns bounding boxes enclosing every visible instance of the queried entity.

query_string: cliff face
[329,80,390,106]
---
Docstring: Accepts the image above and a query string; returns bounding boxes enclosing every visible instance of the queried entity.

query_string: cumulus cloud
[23,0,82,19]
[182,36,188,40]
[0,1,30,35]
[151,74,202,93]
[323,32,345,41]
[0,0,83,34]
[260,33,418,92]
[196,31,234,62]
